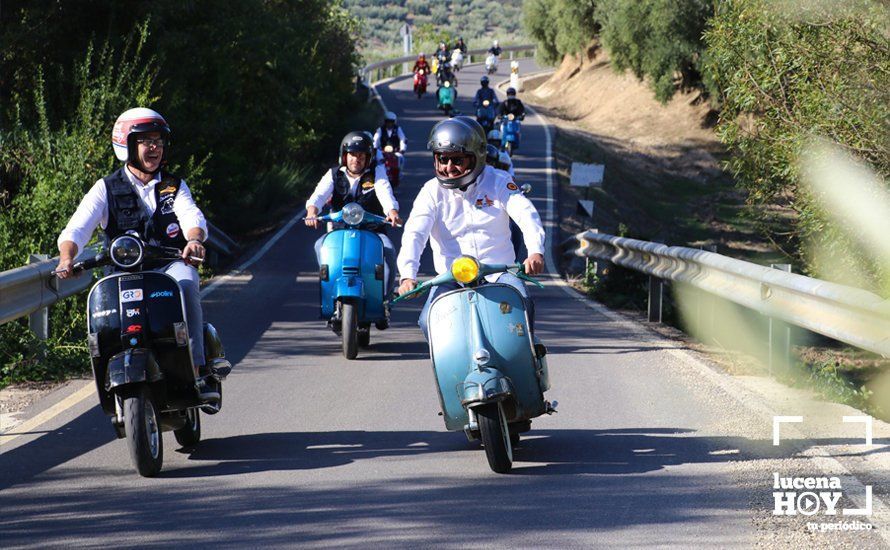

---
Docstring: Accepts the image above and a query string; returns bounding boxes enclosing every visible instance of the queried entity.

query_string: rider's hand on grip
[398,278,418,298]
[523,253,545,276]
[54,258,76,279]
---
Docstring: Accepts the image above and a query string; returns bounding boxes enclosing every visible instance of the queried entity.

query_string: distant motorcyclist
[473,76,498,108]
[488,39,502,57]
[412,53,430,75]
[498,87,525,120]
[437,61,456,88]
[455,37,468,55]
[434,42,450,64]
[486,131,514,176]
[486,144,514,176]
[373,111,407,170]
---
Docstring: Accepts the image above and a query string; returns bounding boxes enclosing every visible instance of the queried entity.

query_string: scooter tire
[341,301,359,359]
[477,402,513,474]
[123,385,163,477]
[174,407,201,448]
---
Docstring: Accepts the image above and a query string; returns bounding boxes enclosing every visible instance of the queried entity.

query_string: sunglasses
[435,154,469,167]
[136,138,166,148]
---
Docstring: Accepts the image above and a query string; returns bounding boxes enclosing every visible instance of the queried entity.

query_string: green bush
[596,0,712,103]
[703,0,889,287]
[523,0,597,66]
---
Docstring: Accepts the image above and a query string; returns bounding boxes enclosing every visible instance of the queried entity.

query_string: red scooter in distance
[382,145,400,188]
[414,69,428,99]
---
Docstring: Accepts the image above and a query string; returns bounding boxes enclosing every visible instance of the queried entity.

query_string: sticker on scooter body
[120,289,143,303]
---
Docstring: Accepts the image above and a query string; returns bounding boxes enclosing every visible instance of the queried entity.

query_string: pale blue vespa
[394,257,554,473]
[316,203,390,359]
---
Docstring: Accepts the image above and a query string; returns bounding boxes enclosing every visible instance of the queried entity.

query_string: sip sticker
[120,289,143,303]
[166,222,180,238]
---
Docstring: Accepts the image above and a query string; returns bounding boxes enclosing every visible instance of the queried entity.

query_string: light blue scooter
[394,255,556,473]
[315,203,390,359]
[500,114,522,156]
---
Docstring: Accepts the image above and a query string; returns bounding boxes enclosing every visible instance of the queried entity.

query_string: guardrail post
[768,263,792,375]
[28,254,50,341]
[700,245,717,342]
[648,275,663,323]
[509,50,514,60]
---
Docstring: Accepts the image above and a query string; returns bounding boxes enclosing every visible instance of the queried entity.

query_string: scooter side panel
[319,229,386,321]
[428,291,474,431]
[474,285,546,420]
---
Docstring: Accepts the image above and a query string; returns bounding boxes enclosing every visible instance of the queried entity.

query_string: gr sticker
[120,289,143,303]
[166,222,180,238]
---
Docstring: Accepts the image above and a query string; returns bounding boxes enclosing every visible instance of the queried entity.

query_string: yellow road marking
[0,382,95,450]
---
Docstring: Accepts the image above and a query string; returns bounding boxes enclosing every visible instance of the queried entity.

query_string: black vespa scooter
[67,233,231,477]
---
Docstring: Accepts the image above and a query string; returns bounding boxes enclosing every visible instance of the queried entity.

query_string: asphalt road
[1,58,887,549]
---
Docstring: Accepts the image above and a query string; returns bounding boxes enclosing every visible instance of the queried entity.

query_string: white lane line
[201,208,306,298]
[0,382,94,448]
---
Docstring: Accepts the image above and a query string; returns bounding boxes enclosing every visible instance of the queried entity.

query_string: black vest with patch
[329,164,387,234]
[103,167,188,265]
[378,126,401,151]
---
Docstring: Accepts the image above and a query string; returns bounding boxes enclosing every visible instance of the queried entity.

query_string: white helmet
[493,39,499,47]
[111,108,170,171]
[384,111,397,124]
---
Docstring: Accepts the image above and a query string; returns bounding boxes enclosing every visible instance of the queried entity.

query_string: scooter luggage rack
[457,376,513,405]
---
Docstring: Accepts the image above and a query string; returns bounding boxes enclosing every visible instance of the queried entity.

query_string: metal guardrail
[0,223,239,331]
[361,44,536,84]
[571,230,890,357]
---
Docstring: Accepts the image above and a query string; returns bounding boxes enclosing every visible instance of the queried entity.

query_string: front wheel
[477,402,513,473]
[123,385,163,477]
[174,408,201,448]
[341,301,358,359]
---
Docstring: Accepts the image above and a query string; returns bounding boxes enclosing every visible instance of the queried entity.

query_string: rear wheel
[123,385,163,477]
[174,408,201,448]
[341,301,358,359]
[477,402,513,473]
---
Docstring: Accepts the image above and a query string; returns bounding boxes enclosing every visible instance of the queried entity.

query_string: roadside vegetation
[342,0,525,60]
[523,0,889,416]
[0,1,368,387]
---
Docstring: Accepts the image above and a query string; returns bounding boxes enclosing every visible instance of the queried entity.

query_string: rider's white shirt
[372,127,407,158]
[397,165,545,281]
[57,165,207,253]
[305,164,398,213]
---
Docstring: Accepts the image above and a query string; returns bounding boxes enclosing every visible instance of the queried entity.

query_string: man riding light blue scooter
[396,117,555,473]
[305,131,401,358]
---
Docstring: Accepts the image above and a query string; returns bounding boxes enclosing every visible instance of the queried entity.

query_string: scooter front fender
[106,348,162,392]
[461,367,513,406]
[335,276,364,301]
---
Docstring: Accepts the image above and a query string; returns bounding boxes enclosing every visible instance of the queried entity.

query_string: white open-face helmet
[384,111,397,124]
[111,107,170,170]
[493,39,499,47]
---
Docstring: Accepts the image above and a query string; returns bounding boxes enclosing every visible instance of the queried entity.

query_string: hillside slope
[527,48,779,260]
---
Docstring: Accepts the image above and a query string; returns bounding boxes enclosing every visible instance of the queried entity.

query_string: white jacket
[397,165,545,281]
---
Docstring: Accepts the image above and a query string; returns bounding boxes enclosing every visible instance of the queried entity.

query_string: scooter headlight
[110,235,144,269]
[341,203,365,226]
[508,113,515,121]
[444,81,451,88]
[483,100,490,107]
[474,348,491,366]
[384,145,394,153]
[451,255,480,284]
